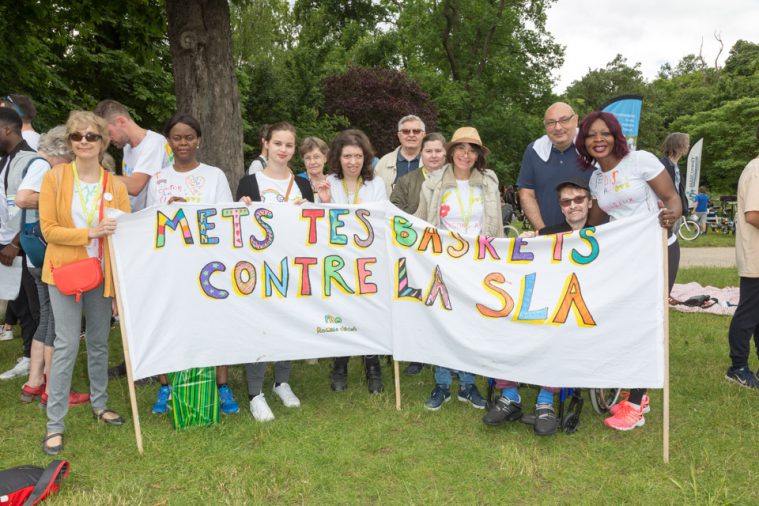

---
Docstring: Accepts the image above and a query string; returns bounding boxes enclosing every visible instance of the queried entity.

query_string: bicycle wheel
[678,218,700,241]
[503,225,520,238]
[589,388,621,414]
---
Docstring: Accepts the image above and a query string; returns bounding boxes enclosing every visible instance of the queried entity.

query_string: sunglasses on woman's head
[69,132,102,142]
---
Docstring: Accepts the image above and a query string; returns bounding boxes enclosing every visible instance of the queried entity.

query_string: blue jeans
[434,366,474,386]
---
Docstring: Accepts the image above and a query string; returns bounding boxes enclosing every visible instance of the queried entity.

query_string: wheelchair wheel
[677,218,700,241]
[589,388,621,414]
[503,225,520,238]
[562,412,580,433]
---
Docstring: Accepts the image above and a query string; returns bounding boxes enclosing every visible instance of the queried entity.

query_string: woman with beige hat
[415,126,504,411]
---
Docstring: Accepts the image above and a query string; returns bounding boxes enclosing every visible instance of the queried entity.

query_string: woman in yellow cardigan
[39,111,130,455]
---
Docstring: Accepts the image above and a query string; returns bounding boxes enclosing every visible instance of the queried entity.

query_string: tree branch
[442,0,461,81]
[476,0,507,78]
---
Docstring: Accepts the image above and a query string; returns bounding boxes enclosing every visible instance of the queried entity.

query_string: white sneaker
[0,327,13,341]
[249,394,275,422]
[0,356,30,380]
[272,382,301,408]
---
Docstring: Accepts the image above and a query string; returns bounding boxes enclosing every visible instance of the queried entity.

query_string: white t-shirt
[247,156,266,175]
[122,130,173,212]
[255,172,302,203]
[0,157,49,244]
[17,158,51,224]
[22,130,40,151]
[589,150,664,221]
[736,157,759,277]
[327,174,387,204]
[71,180,103,259]
[440,180,484,236]
[0,181,8,240]
[147,163,232,206]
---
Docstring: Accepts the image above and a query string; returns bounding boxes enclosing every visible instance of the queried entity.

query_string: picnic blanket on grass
[669,282,738,316]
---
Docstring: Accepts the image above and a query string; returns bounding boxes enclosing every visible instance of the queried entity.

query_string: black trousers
[728,276,759,369]
[2,246,40,358]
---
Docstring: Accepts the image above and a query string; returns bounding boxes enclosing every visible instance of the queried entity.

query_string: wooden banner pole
[662,229,670,464]
[394,360,401,411]
[108,235,144,455]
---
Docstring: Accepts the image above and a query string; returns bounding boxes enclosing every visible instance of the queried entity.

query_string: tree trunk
[166,0,244,193]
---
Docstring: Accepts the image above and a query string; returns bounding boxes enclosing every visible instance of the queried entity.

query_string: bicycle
[675,215,700,241]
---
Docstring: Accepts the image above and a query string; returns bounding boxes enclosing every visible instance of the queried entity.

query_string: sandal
[93,408,125,426]
[42,432,64,456]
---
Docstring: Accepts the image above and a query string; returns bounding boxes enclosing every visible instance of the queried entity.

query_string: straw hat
[446,127,490,156]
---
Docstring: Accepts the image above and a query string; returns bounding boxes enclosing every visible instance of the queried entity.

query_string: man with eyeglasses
[0,107,46,381]
[94,99,172,212]
[484,177,591,436]
[374,114,426,196]
[517,102,589,233]
[0,95,40,150]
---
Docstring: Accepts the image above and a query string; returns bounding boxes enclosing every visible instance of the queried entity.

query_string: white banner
[111,203,665,388]
[0,257,22,300]
[684,138,703,208]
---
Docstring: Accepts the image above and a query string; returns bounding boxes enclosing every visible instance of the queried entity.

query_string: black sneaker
[365,359,383,394]
[108,362,127,379]
[424,385,451,410]
[403,362,424,375]
[726,366,759,389]
[458,384,487,409]
[482,395,522,426]
[330,360,348,392]
[532,404,558,436]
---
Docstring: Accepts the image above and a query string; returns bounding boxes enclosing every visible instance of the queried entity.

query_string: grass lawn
[678,232,736,248]
[0,267,753,504]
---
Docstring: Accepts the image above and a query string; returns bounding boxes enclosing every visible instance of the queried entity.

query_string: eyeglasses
[453,144,479,156]
[559,195,588,207]
[543,114,576,129]
[69,132,103,143]
[399,129,423,135]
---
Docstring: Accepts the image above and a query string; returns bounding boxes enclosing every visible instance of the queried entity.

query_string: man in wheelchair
[483,178,592,436]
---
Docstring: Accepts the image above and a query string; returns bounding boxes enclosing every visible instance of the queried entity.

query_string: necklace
[342,176,363,204]
[72,161,103,227]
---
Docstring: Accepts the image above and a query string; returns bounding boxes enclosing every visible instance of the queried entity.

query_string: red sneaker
[609,393,650,415]
[604,401,645,431]
[40,391,91,407]
[20,383,46,402]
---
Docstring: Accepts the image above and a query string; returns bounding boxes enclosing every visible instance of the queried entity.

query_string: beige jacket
[415,165,504,238]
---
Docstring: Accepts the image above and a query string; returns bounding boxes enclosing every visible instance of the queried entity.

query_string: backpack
[0,460,69,506]
[17,156,48,267]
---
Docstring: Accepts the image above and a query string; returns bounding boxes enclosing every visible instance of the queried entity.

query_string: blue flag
[602,95,643,150]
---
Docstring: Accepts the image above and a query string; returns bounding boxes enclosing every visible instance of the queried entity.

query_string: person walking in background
[693,186,710,234]
[660,133,691,219]
[725,124,759,390]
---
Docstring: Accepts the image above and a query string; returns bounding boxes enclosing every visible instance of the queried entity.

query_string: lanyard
[453,182,475,229]
[421,167,428,180]
[342,176,363,204]
[72,161,103,228]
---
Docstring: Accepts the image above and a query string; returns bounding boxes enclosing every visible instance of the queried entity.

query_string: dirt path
[680,247,736,268]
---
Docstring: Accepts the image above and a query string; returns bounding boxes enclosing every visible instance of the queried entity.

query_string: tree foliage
[323,67,438,155]
[0,0,174,132]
